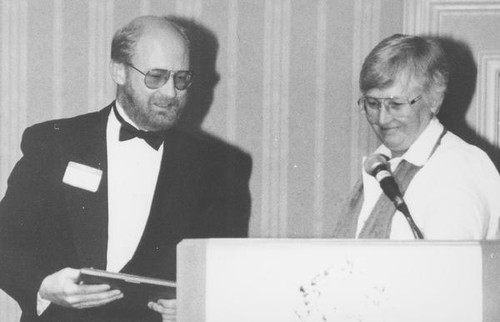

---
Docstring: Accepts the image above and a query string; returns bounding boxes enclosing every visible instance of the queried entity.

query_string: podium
[177,239,500,322]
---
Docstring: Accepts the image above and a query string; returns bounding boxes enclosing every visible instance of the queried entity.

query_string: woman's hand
[148,298,176,322]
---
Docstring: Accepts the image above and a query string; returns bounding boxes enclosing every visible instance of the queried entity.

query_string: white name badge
[63,161,102,192]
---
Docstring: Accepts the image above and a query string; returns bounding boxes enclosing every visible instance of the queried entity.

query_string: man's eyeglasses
[357,95,422,119]
[127,64,193,91]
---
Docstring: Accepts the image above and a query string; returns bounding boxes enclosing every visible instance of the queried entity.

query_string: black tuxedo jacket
[0,103,251,321]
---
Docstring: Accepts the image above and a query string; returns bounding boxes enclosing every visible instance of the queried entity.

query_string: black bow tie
[119,125,164,150]
[113,105,164,150]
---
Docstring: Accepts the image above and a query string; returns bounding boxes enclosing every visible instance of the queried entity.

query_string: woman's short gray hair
[359,34,449,98]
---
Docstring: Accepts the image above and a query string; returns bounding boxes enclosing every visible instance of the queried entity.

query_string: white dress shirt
[106,102,163,272]
[357,117,500,240]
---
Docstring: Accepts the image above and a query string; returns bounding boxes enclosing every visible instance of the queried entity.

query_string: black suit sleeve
[0,124,64,315]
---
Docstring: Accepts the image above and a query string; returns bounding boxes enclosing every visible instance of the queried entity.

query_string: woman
[334,34,500,240]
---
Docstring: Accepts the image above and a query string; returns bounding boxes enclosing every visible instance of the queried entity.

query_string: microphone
[364,154,405,209]
[364,153,424,239]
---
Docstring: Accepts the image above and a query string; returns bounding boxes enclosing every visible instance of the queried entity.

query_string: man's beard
[119,83,186,132]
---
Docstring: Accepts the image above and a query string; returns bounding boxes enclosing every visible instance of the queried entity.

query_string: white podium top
[177,239,500,322]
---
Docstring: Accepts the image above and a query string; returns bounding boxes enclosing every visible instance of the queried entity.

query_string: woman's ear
[110,61,127,85]
[429,91,445,116]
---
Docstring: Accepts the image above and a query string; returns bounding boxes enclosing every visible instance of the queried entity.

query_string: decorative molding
[260,0,290,237]
[404,0,500,34]
[175,0,203,19]
[404,0,500,148]
[312,0,327,237]
[226,0,239,142]
[350,0,381,186]
[53,0,64,118]
[498,73,500,145]
[476,51,500,146]
[140,0,151,15]
[0,4,27,322]
[87,0,114,112]
[0,0,27,201]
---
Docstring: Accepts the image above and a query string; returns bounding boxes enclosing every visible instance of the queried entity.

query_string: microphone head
[364,153,389,176]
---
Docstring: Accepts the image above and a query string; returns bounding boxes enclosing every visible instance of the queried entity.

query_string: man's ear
[110,60,127,85]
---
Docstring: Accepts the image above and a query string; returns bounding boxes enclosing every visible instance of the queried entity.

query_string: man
[334,34,500,239]
[0,16,251,321]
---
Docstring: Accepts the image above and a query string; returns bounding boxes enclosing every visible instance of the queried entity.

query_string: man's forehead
[138,25,188,47]
[132,30,189,65]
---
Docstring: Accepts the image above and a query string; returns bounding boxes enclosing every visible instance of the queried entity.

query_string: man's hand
[39,267,123,309]
[148,299,176,322]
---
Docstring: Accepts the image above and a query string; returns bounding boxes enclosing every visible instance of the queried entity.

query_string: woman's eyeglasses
[357,95,422,119]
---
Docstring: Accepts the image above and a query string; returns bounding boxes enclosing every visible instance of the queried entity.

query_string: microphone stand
[394,199,424,239]
[364,153,425,239]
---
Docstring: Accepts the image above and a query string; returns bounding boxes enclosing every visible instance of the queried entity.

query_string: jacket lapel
[126,131,201,265]
[63,105,111,269]
[148,130,200,238]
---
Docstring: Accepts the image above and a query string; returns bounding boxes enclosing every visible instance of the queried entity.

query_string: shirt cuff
[36,292,51,316]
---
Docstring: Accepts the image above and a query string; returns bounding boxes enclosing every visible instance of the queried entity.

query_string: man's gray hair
[110,15,190,65]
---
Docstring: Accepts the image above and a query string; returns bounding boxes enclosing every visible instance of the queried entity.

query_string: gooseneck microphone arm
[395,202,424,239]
[365,154,424,239]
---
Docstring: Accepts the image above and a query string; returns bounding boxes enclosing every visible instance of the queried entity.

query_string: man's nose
[158,76,177,98]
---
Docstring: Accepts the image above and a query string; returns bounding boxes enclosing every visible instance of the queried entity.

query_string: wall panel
[404,0,500,168]
[1,0,495,319]
[0,1,27,318]
[0,0,412,319]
